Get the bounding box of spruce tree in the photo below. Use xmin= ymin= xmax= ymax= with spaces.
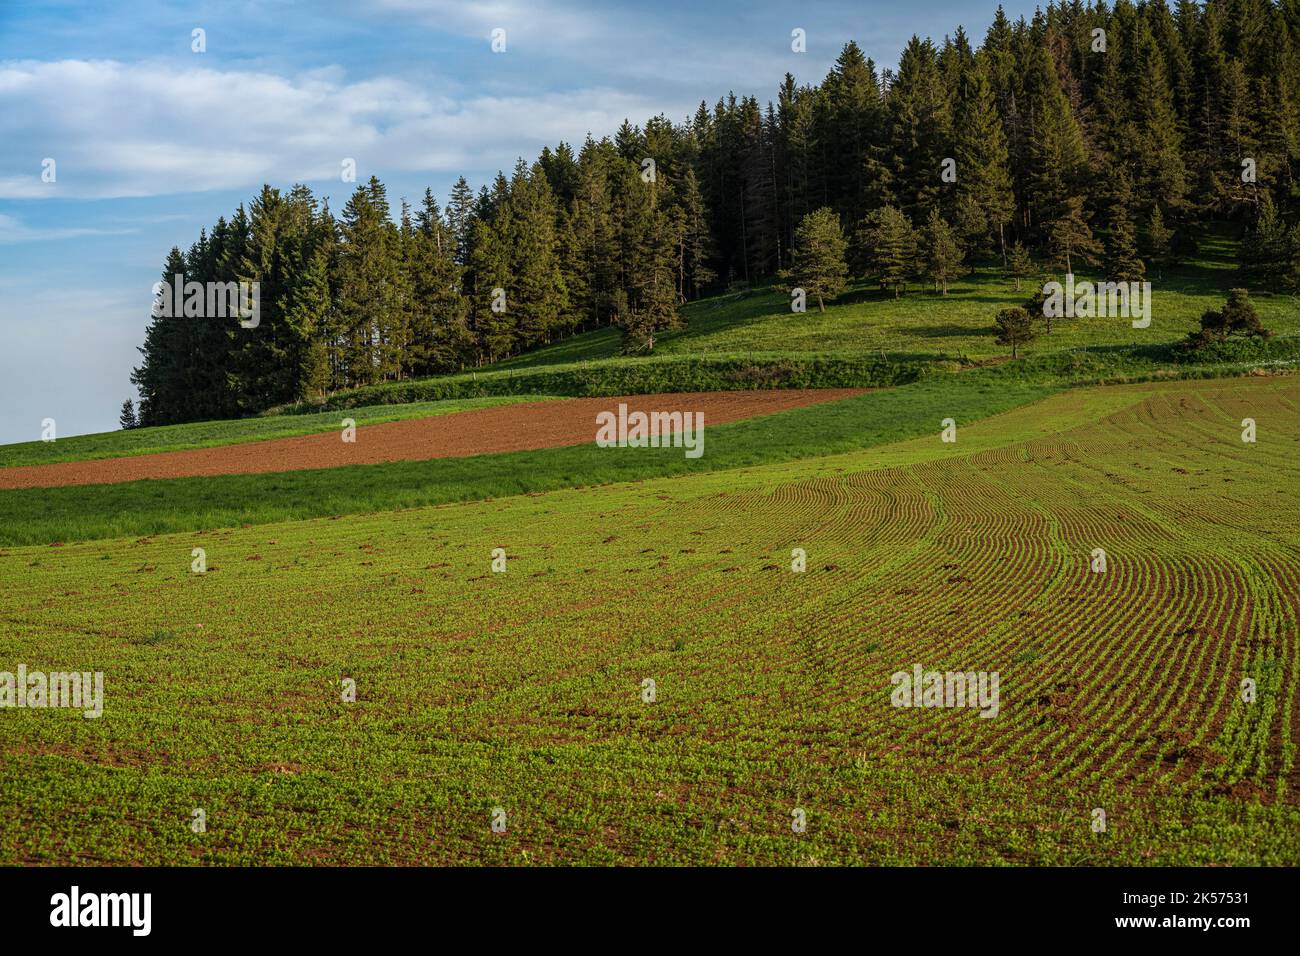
xmin=859 ymin=205 xmax=919 ymax=297
xmin=335 ymin=178 xmax=400 ymax=386
xmin=506 ymin=160 xmax=568 ymax=351
xmin=1048 ymin=197 xmax=1103 ymax=274
xmin=679 ymin=166 xmax=717 ymax=299
xmin=1240 ymin=193 xmax=1289 ymax=288
xmin=786 ymin=207 xmax=848 ymax=311
xmin=924 ymin=209 xmax=964 ymax=294
xmin=130 ymin=246 xmax=190 ymax=426
xmin=446 ymin=176 xmax=477 ymax=267
xmin=1006 ymin=240 xmax=1034 ymax=291
xmin=952 ymin=57 xmax=1015 ymax=260
xmin=1024 ymin=45 xmax=1089 ymax=229
xmin=1145 ymin=204 xmax=1174 ymax=273
xmin=118 ymin=399 xmax=138 ymax=430
xmin=1102 ymin=174 xmax=1146 ymax=283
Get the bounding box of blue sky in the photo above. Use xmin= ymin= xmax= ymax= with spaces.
xmin=0 ymin=0 xmax=1042 ymax=443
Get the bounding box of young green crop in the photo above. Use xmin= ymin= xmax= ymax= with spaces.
xmin=0 ymin=376 xmax=1295 ymax=865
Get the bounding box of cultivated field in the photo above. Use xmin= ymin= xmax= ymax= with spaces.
xmin=2 ymin=375 xmax=1295 ymax=865
xmin=0 ymin=389 xmax=863 ymax=490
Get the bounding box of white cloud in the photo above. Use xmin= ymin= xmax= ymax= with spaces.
xmin=0 ymin=58 xmax=679 ymax=199
xmin=0 ymin=212 xmax=135 ymax=243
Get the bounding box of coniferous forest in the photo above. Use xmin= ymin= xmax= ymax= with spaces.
xmin=132 ymin=0 xmax=1300 ymax=426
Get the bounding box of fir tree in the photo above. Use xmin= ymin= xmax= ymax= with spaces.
xmin=1145 ymin=204 xmax=1175 ymax=274
xmin=952 ymin=57 xmax=1015 ymax=260
xmin=1240 ymin=193 xmax=1289 ymax=288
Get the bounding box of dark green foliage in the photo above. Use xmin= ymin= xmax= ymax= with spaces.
xmin=993 ymin=306 xmax=1036 ymax=358
xmin=1102 ymin=175 xmax=1147 ymax=283
xmin=130 ymin=1 xmax=1300 ymax=422
xmin=1048 ymin=197 xmax=1104 ymax=274
xmin=924 ymin=210 xmax=964 ymax=294
xmin=118 ymin=399 xmax=137 ymax=430
xmin=1006 ymin=240 xmax=1035 ymax=291
xmin=1183 ymin=287 xmax=1273 ymax=349
xmin=858 ymin=205 xmax=919 ymax=297
xmin=785 ymin=207 xmax=849 ymax=311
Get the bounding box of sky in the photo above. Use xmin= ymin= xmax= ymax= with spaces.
xmin=0 ymin=0 xmax=1043 ymax=444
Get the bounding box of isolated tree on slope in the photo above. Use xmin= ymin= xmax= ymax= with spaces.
xmin=786 ymin=207 xmax=848 ymax=312
xmin=993 ymin=306 xmax=1036 ymax=359
xmin=119 ymin=399 xmax=138 ymax=430
xmin=1185 ymin=288 xmax=1272 ymax=349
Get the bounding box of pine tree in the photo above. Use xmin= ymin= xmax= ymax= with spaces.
xmin=505 ymin=160 xmax=568 ymax=351
xmin=569 ymin=139 xmax=619 ymax=331
xmin=1131 ymin=25 xmax=1188 ymax=216
xmin=619 ymin=167 xmax=682 ymax=352
xmin=884 ymin=36 xmax=952 ymax=223
xmin=446 ymin=176 xmax=476 ymax=267
xmin=118 ymin=398 xmax=138 ymax=430
xmin=786 ymin=207 xmax=849 ymax=311
xmin=820 ymin=42 xmax=886 ymax=228
xmin=1185 ymin=287 xmax=1271 ymax=348
xmin=130 ymin=246 xmax=190 ymax=427
xmin=407 ymin=188 xmax=471 ymax=374
xmin=330 ymin=179 xmax=399 ymax=385
xmin=678 ymin=165 xmax=717 ymax=299
xmin=994 ymin=306 xmax=1036 ymax=358
xmin=1024 ymin=44 xmax=1090 ymax=230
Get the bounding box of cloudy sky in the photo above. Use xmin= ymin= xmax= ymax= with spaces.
xmin=0 ymin=0 xmax=1040 ymax=443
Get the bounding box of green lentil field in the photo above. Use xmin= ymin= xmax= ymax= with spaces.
xmin=2 ymin=375 xmax=1296 ymax=865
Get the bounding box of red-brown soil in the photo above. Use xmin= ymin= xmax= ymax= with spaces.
xmin=2 ymin=389 xmax=868 ymax=490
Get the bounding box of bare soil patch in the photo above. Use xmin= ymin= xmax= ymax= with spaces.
xmin=2 ymin=389 xmax=867 ymax=489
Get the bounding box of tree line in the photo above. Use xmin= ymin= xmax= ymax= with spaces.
xmin=133 ymin=0 xmax=1300 ymax=426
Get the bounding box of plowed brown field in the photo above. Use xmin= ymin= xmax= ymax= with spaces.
xmin=0 ymin=389 xmax=867 ymax=489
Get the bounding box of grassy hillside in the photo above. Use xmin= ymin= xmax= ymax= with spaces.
xmin=3 ymin=375 xmax=1294 ymax=865
xmin=277 ymin=232 xmax=1299 ymax=413
xmin=499 ymin=232 xmax=1300 ymax=368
